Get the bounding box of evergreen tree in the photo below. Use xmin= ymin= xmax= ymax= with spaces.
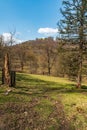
xmin=58 ymin=0 xmax=87 ymax=88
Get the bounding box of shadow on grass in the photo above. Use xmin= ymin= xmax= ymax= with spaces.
xmin=16 ymin=73 xmax=47 ymax=85
xmin=15 ymin=73 xmax=87 ymax=97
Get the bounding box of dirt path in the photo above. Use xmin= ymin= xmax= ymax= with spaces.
xmin=0 ymin=97 xmax=74 ymax=130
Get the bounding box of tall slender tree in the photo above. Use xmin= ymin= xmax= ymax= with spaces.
xmin=58 ymin=0 xmax=87 ymax=88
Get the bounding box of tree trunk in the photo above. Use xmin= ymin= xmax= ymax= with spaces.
xmin=77 ymin=63 xmax=82 ymax=88
xmin=77 ymin=44 xmax=83 ymax=88
xmin=47 ymin=59 xmax=51 ymax=75
xmin=48 ymin=66 xmax=51 ymax=76
xmin=10 ymin=71 xmax=16 ymax=87
xmin=21 ymin=61 xmax=24 ymax=71
xmin=4 ymin=53 xmax=11 ymax=87
xmin=47 ymin=51 xmax=51 ymax=76
xmin=2 ymin=68 xmax=5 ymax=84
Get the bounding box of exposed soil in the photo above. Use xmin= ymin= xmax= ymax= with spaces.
xmin=0 ymin=97 xmax=75 ymax=130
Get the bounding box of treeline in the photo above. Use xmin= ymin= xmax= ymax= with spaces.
xmin=0 ymin=37 xmax=87 ymax=81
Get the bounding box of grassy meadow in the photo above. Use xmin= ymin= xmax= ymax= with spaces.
xmin=0 ymin=72 xmax=87 ymax=130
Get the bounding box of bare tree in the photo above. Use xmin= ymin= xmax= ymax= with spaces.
xmin=43 ymin=37 xmax=58 ymax=75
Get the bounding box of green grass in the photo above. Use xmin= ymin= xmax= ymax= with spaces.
xmin=0 ymin=73 xmax=87 ymax=129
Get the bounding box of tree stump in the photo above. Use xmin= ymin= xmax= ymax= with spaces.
xmin=2 ymin=53 xmax=16 ymax=87
xmin=2 ymin=69 xmax=16 ymax=87
xmin=2 ymin=68 xmax=5 ymax=84
xmin=4 ymin=53 xmax=11 ymax=86
xmin=10 ymin=71 xmax=16 ymax=87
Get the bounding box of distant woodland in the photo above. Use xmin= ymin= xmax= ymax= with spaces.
xmin=0 ymin=37 xmax=87 ymax=82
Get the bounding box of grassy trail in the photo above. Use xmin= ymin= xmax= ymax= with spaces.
xmin=0 ymin=73 xmax=87 ymax=129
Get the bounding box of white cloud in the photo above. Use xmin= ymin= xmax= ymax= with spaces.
xmin=38 ymin=27 xmax=58 ymax=35
xmin=2 ymin=33 xmax=11 ymax=43
xmin=2 ymin=33 xmax=22 ymax=44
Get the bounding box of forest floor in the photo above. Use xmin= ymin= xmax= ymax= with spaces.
xmin=0 ymin=72 xmax=87 ymax=130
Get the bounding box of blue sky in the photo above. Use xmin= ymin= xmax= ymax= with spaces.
xmin=0 ymin=0 xmax=62 ymax=42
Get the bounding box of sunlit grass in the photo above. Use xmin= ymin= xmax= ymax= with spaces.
xmin=62 ymin=93 xmax=87 ymax=129
xmin=30 ymin=74 xmax=75 ymax=84
xmin=0 ymin=72 xmax=87 ymax=129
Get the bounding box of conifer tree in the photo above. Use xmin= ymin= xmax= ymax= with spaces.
xmin=58 ymin=0 xmax=87 ymax=88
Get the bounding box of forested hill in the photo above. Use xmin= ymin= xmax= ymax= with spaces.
xmin=0 ymin=37 xmax=87 ymax=81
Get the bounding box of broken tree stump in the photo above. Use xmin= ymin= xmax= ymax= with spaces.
xmin=4 ymin=53 xmax=11 ymax=87
xmin=2 ymin=68 xmax=5 ymax=85
xmin=2 ymin=53 xmax=16 ymax=87
xmin=2 ymin=69 xmax=16 ymax=87
xmin=10 ymin=71 xmax=16 ymax=87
